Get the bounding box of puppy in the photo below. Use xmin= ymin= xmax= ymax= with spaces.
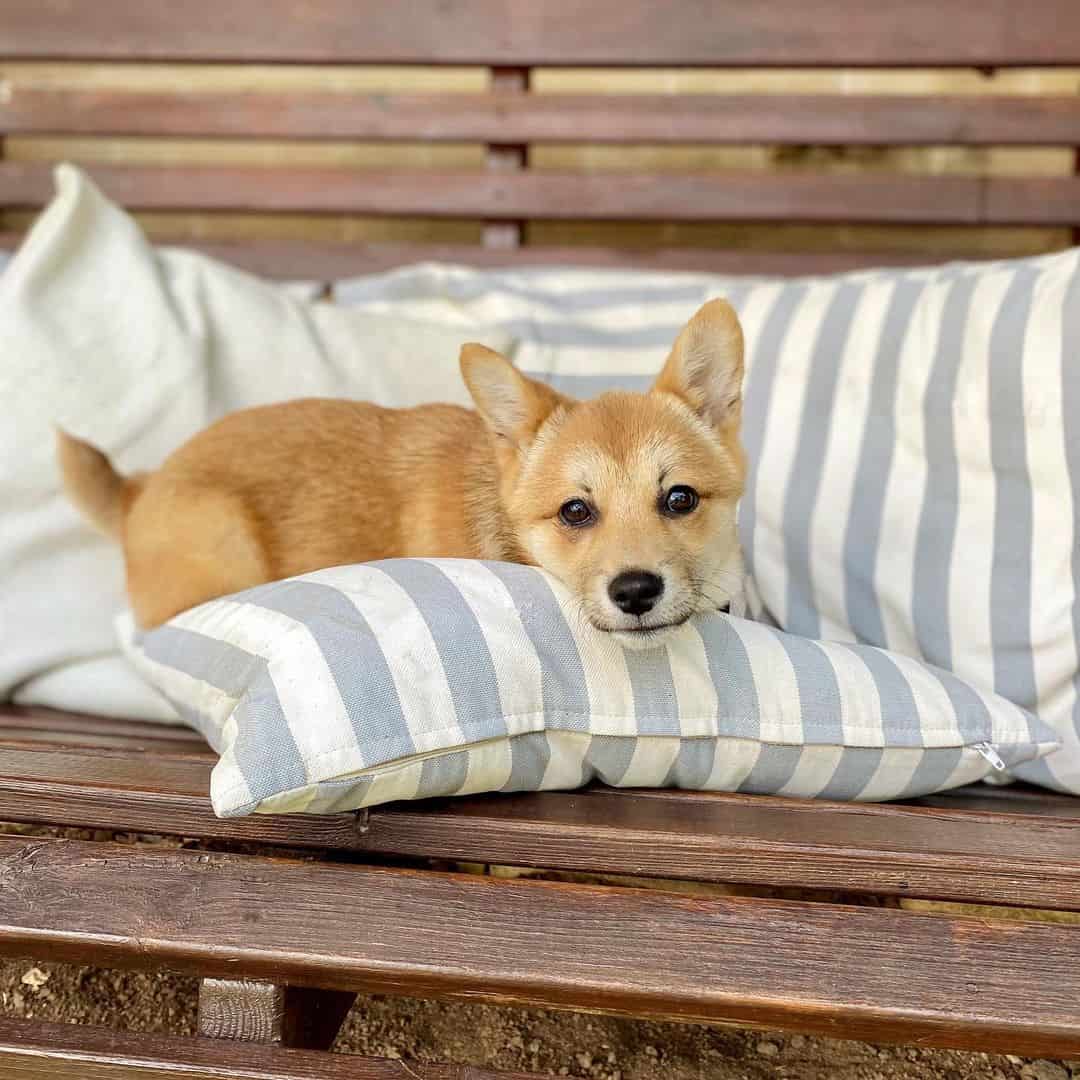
xmin=58 ymin=299 xmax=747 ymax=645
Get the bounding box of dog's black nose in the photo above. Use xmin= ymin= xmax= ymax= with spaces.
xmin=608 ymin=570 xmax=665 ymax=616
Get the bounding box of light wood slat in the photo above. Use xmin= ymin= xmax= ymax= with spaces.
xmin=4 ymin=90 xmax=1080 ymax=145
xmin=9 ymin=162 xmax=1080 ymax=225
xmin=0 ymin=834 xmax=1079 ymax=1056
xmin=0 ymin=1015 xmax=530 ymax=1079
xmin=5 ymin=0 xmax=1080 ymax=66
xmin=1 ymin=233 xmax=994 ymax=278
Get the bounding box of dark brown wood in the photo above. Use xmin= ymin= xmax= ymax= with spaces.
xmin=2 ymin=233 xmax=991 ymax=279
xmin=0 ymin=835 xmax=1078 ymax=1056
xmin=8 ymin=161 xmax=1080 ymax=225
xmin=6 ymin=89 xmax=1080 ymax=146
xmin=198 ymin=979 xmax=356 ymax=1050
xmin=5 ymin=0 xmax=1080 ymax=65
xmin=1 ymin=722 xmax=1080 ymax=909
xmin=0 ymin=1015 xmax=525 ymax=1079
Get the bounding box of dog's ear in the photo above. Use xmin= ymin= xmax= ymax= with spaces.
xmin=460 ymin=344 xmax=565 ymax=448
xmin=652 ymin=298 xmax=744 ymax=431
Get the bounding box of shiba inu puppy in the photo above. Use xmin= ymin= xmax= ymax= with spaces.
xmin=58 ymin=299 xmax=747 ymax=645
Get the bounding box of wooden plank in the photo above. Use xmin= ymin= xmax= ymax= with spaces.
xmin=0 ymin=835 xmax=1079 ymax=1055
xmin=0 ymin=736 xmax=1078 ymax=909
xmin=6 ymin=161 xmax=1080 ymax=225
xmin=1 ymin=233 xmax=987 ymax=279
xmin=0 ymin=161 xmax=990 ymax=222
xmin=6 ymin=89 xmax=1080 ymax=146
xmin=0 ymin=1015 xmax=525 ymax=1079
xmin=5 ymin=0 xmax=1080 ymax=66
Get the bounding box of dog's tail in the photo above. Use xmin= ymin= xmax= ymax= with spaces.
xmin=55 ymin=429 xmax=131 ymax=540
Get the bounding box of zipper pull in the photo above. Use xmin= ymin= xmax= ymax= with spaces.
xmin=973 ymin=741 xmax=1007 ymax=772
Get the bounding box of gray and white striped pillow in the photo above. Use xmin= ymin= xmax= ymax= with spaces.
xmin=337 ymin=253 xmax=1080 ymax=796
xmin=120 ymin=559 xmax=1055 ymax=817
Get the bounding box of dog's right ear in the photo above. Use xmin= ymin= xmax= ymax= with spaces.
xmin=460 ymin=344 xmax=565 ymax=449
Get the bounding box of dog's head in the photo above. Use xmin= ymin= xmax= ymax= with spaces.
xmin=461 ymin=299 xmax=746 ymax=646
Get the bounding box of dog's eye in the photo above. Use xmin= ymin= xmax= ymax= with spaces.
xmin=662 ymin=485 xmax=699 ymax=516
xmin=558 ymin=498 xmax=594 ymax=528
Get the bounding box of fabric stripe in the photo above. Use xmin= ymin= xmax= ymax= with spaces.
xmin=837 ymin=644 xmax=924 ymax=747
xmin=485 ymin=561 xmax=591 ymax=729
xmin=585 ymin=735 xmax=636 ymax=786
xmin=527 ymin=371 xmax=651 ymax=397
xmin=816 ymin=747 xmax=885 ymax=801
xmin=695 ymin=617 xmax=761 ymax=738
xmin=911 ymin=273 xmax=980 ymax=671
xmin=782 ymin=282 xmax=863 ymax=638
xmin=417 ymin=750 xmax=470 ymax=800
xmin=988 ymin=267 xmax=1040 ymax=709
xmin=502 ymin=731 xmax=554 ymax=792
xmin=738 ymin=744 xmax=804 ymax=794
xmin=842 ymin=276 xmax=925 ymax=647
xmin=376 ymin=560 xmax=506 ymax=742
xmin=773 ymin=635 xmax=844 ymax=744
xmin=896 ymin=747 xmax=964 ymax=800
xmin=662 ymin=738 xmax=716 ymax=789
xmin=140 ymin=624 xmax=306 ymax=801
xmin=248 ymin=579 xmax=415 ymax=762
xmin=624 ymin=646 xmax=680 ymax=736
xmin=736 ymin=283 xmax=807 ymax=615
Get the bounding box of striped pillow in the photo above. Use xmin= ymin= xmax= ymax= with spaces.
xmin=337 ymin=253 xmax=1080 ymax=796
xmin=119 ymin=559 xmax=1055 ymax=818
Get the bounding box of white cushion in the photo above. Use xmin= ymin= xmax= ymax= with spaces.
xmin=0 ymin=167 xmax=514 ymax=719
xmin=121 ymin=558 xmax=1056 ymax=817
xmin=336 ymin=257 xmax=1080 ymax=796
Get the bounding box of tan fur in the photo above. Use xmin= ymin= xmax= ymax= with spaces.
xmin=58 ymin=299 xmax=748 ymax=637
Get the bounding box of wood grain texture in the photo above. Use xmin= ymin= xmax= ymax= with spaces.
xmin=0 ymin=1015 xmax=526 ymax=1079
xmin=6 ymin=89 xmax=1080 ymax=146
xmin=199 ymin=979 xmax=286 ymax=1042
xmin=198 ymin=979 xmax=355 ymax=1049
xmin=5 ymin=0 xmax=1080 ymax=65
xmin=6 ymin=161 xmax=1080 ymax=224
xmin=0 ymin=835 xmax=1078 ymax=1055
xmin=0 ymin=710 xmax=1079 ymax=908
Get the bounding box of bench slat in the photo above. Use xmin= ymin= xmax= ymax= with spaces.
xmin=0 ymin=835 xmax=1077 ymax=1056
xmin=6 ymin=162 xmax=1080 ymax=225
xmin=5 ymin=0 xmax=1080 ymax=66
xmin=0 ymin=1015 xmax=525 ymax=1079
xmin=6 ymin=90 xmax=1080 ymax=146
xmin=0 ymin=733 xmax=1079 ymax=909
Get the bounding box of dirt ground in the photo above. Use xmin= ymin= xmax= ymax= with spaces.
xmin=2 ymin=957 xmax=1075 ymax=1080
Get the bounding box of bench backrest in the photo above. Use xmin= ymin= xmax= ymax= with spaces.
xmin=4 ymin=1 xmax=1080 ymax=273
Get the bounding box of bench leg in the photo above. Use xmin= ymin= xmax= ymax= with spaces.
xmin=198 ymin=978 xmax=356 ymax=1050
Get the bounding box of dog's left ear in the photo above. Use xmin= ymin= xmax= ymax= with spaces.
xmin=460 ymin=343 xmax=566 ymax=449
xmin=652 ymin=298 xmax=744 ymax=431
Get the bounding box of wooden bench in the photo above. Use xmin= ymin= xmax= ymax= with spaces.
xmin=3 ymin=1 xmax=1080 ymax=1074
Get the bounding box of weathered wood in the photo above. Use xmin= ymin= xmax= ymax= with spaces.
xmin=199 ymin=979 xmax=287 ymax=1043
xmin=7 ymin=161 xmax=1080 ymax=225
xmin=2 ymin=233 xmax=989 ymax=279
xmin=5 ymin=0 xmax=1080 ymax=65
xmin=0 ymin=835 xmax=1078 ymax=1056
xmin=0 ymin=713 xmax=1079 ymax=909
xmin=5 ymin=89 xmax=1080 ymax=146
xmin=0 ymin=1015 xmax=524 ymax=1079
xmin=198 ymin=979 xmax=356 ymax=1050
